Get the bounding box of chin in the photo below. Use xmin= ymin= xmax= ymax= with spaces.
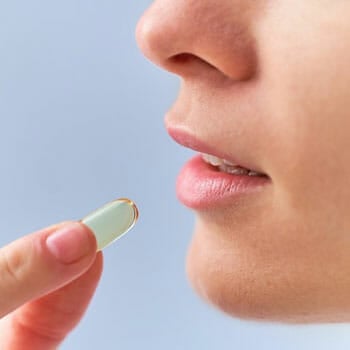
xmin=185 ymin=218 xmax=350 ymax=324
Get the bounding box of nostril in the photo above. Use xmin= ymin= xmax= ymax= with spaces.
xmin=170 ymin=53 xmax=199 ymax=65
xmin=170 ymin=53 xmax=214 ymax=69
xmin=167 ymin=53 xmax=232 ymax=80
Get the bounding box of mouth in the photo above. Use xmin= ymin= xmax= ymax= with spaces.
xmin=167 ymin=126 xmax=271 ymax=210
xmin=201 ymin=153 xmax=266 ymax=177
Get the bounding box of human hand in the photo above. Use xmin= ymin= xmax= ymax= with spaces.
xmin=0 ymin=221 xmax=102 ymax=349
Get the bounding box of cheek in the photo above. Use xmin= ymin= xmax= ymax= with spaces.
xmin=256 ymin=1 xmax=350 ymax=238
xmin=257 ymin=0 xmax=350 ymax=171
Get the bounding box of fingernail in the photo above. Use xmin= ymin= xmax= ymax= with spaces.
xmin=80 ymin=198 xmax=138 ymax=251
xmin=46 ymin=222 xmax=93 ymax=264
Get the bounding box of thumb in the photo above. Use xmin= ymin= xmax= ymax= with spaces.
xmin=0 ymin=221 xmax=97 ymax=318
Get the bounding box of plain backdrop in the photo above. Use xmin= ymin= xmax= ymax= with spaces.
xmin=1 ymin=1 xmax=350 ymax=349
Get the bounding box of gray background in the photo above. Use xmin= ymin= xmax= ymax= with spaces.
xmin=0 ymin=1 xmax=350 ymax=349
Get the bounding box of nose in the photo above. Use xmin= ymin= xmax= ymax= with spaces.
xmin=136 ymin=0 xmax=258 ymax=81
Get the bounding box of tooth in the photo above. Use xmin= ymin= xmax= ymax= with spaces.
xmin=219 ymin=164 xmax=249 ymax=175
xmin=248 ymin=171 xmax=261 ymax=176
xmin=202 ymin=153 xmax=223 ymax=166
xmin=223 ymin=159 xmax=238 ymax=166
xmin=203 ymin=153 xmax=264 ymax=176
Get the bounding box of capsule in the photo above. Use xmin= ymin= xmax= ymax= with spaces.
xmin=80 ymin=198 xmax=138 ymax=251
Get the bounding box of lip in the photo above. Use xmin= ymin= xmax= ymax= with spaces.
xmin=167 ymin=126 xmax=265 ymax=174
xmin=167 ymin=126 xmax=270 ymax=210
xmin=176 ymin=154 xmax=269 ymax=209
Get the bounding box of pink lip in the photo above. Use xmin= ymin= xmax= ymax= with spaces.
xmin=167 ymin=126 xmax=264 ymax=173
xmin=176 ymin=155 xmax=269 ymax=209
xmin=167 ymin=126 xmax=270 ymax=210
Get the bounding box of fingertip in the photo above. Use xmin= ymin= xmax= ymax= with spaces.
xmin=46 ymin=222 xmax=97 ymax=265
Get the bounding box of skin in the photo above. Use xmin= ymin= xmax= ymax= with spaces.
xmin=136 ymin=0 xmax=350 ymax=323
xmin=1 ymin=2 xmax=348 ymax=346
xmin=0 ymin=221 xmax=102 ymax=349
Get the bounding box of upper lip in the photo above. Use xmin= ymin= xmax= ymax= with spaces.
xmin=166 ymin=124 xmax=267 ymax=175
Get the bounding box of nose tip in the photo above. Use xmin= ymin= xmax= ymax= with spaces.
xmin=136 ymin=1 xmax=257 ymax=81
xmin=136 ymin=5 xmax=182 ymax=72
xmin=135 ymin=10 xmax=164 ymax=67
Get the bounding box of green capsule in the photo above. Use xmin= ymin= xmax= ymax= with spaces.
xmin=80 ymin=198 xmax=138 ymax=251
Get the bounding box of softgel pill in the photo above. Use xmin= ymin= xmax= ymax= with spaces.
xmin=80 ymin=198 xmax=138 ymax=251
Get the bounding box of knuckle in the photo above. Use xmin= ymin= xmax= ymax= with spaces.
xmin=0 ymin=248 xmax=27 ymax=284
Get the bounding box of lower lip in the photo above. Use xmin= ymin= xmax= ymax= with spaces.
xmin=176 ymin=155 xmax=270 ymax=210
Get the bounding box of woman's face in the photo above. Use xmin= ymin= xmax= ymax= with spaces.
xmin=136 ymin=0 xmax=350 ymax=323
